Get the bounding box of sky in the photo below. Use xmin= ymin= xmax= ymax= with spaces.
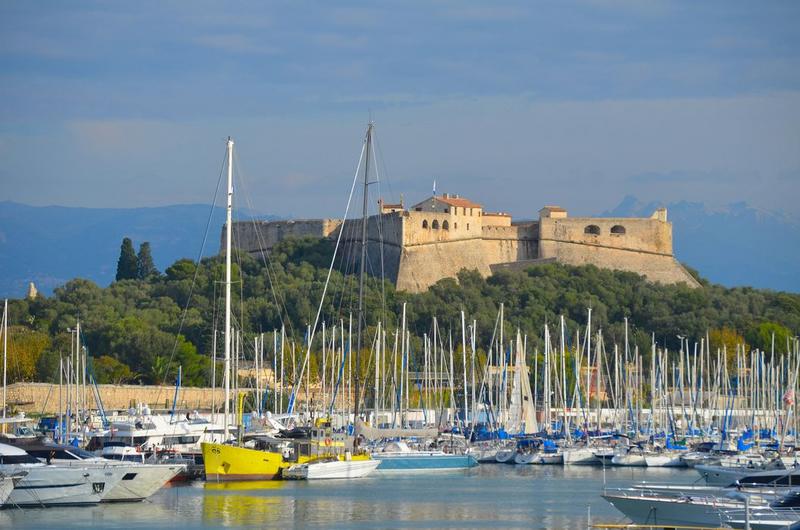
xmin=1 ymin=1 xmax=799 ymax=219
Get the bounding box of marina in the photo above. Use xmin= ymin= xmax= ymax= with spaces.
xmin=1 ymin=3 xmax=798 ymax=528
xmin=0 ymin=465 xmax=699 ymax=529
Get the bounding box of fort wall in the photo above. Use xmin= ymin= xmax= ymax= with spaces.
xmin=225 ymin=196 xmax=699 ymax=292
xmin=538 ymin=216 xmax=672 ymax=256
xmin=226 ymin=219 xmax=343 ymax=253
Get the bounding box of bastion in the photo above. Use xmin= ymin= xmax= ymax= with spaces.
xmin=224 ymin=194 xmax=700 ymax=292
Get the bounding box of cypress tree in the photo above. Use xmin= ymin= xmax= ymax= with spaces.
xmin=115 ymin=237 xmax=138 ymax=281
xmin=136 ymin=242 xmax=158 ymax=279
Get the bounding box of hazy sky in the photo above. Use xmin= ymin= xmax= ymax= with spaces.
xmin=1 ymin=1 xmax=798 ymax=219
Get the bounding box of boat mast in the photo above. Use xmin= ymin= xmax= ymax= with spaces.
xmin=354 ymin=122 xmax=373 ymax=421
xmin=2 ymin=299 xmax=6 ymax=432
xmin=223 ymin=136 xmax=234 ymax=439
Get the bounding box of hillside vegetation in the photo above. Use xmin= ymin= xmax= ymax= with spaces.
xmin=4 ymin=237 xmax=798 ymax=387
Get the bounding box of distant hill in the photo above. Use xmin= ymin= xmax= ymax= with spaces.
xmin=603 ymin=196 xmax=800 ymax=293
xmin=0 ymin=201 xmax=277 ymax=298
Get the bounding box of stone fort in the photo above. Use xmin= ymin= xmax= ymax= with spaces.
xmin=226 ymin=193 xmax=700 ymax=292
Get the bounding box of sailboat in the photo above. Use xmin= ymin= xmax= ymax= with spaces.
xmin=200 ymin=137 xmax=309 ymax=481
xmin=201 ymin=134 xmax=374 ymax=481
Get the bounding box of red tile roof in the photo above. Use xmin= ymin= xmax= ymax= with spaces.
xmin=435 ymin=195 xmax=482 ymax=208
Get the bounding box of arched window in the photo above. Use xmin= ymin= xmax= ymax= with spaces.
xmin=442 ymin=220 xmax=449 ymax=230
xmin=432 ymin=220 xmax=440 ymax=229
xmin=454 ymin=222 xmax=458 ymax=229
xmin=584 ymin=225 xmax=600 ymax=235
xmin=611 ymin=225 xmax=626 ymax=235
xmin=422 ymin=220 xmax=428 ymax=229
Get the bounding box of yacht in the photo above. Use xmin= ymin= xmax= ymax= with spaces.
xmin=602 ymin=486 xmax=757 ymax=527
xmin=86 ymin=410 xmax=225 ymax=455
xmin=15 ymin=441 xmax=185 ymax=502
xmin=0 ymin=443 xmax=125 ymax=506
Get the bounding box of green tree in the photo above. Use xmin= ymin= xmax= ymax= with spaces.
xmin=747 ymin=321 xmax=794 ymax=354
xmin=92 ymin=355 xmax=136 ymax=384
xmin=115 ymin=237 xmax=138 ymax=281
xmin=136 ymin=242 xmax=158 ymax=279
xmin=6 ymin=326 xmax=51 ymax=382
xmin=709 ymin=327 xmax=747 ymax=367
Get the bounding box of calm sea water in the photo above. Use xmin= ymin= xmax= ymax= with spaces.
xmin=2 ymin=466 xmax=698 ymax=529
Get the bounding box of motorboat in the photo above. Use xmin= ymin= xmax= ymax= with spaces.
xmin=15 ymin=441 xmax=185 ymax=502
xmin=86 ymin=409 xmax=225 ymax=455
xmin=697 ymin=457 xmax=787 ymax=486
xmin=372 ymin=441 xmax=479 ymax=472
xmin=0 ymin=443 xmax=125 ymax=506
xmin=283 ymin=455 xmax=380 ymax=480
xmin=603 ymin=486 xmax=758 ymax=527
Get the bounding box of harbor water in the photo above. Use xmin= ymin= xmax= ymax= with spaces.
xmin=2 ymin=465 xmax=698 ymax=529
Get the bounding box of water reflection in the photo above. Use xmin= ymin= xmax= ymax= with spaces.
xmin=203 ymin=481 xmax=287 ymax=527
xmin=2 ymin=465 xmax=698 ymax=529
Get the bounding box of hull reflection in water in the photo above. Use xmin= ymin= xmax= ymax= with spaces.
xmin=202 ymin=483 xmax=285 ymax=527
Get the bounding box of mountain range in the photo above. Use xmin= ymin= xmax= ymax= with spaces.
xmin=0 ymin=201 xmax=275 ymax=298
xmin=0 ymin=198 xmax=797 ymax=298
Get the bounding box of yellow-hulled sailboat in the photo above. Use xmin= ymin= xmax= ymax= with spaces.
xmin=202 ymin=420 xmax=369 ymax=481
xmin=201 ymin=138 xmax=370 ymax=481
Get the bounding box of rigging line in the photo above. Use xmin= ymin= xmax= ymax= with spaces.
xmin=287 ymin=140 xmax=367 ymax=414
xmin=156 ymin=147 xmax=227 ymax=407
xmin=231 ymin=150 xmax=295 ymax=339
xmin=369 ymin=130 xmax=387 ymax=328
xmin=373 ymin=133 xmax=398 ymax=206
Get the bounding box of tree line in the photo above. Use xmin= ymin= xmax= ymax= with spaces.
xmin=3 ymin=236 xmax=798 ymax=388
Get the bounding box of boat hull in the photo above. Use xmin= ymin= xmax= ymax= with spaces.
xmin=5 ymin=466 xmax=124 ymax=507
xmin=201 ymin=443 xmax=288 ymax=482
xmin=563 ymin=447 xmax=599 ymax=465
xmin=611 ymin=454 xmax=647 ymax=467
xmin=645 ymin=454 xmax=686 ymax=468
xmin=373 ymin=454 xmax=479 ymax=472
xmin=603 ymin=493 xmax=734 ymax=527
xmin=284 ymin=459 xmax=380 ymax=480
xmin=102 ymin=464 xmax=186 ymax=501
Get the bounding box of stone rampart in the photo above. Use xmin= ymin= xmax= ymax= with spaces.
xmin=226 ymin=219 xmax=343 ymax=253
xmin=225 ymin=198 xmax=699 ymax=292
xmin=538 ymin=216 xmax=671 ymax=255
xmin=395 ymin=238 xmax=491 ymax=292
xmin=537 ymin=239 xmax=699 ymax=286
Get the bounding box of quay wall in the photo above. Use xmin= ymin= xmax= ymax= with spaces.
xmin=6 ymin=382 xmax=329 ymax=416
